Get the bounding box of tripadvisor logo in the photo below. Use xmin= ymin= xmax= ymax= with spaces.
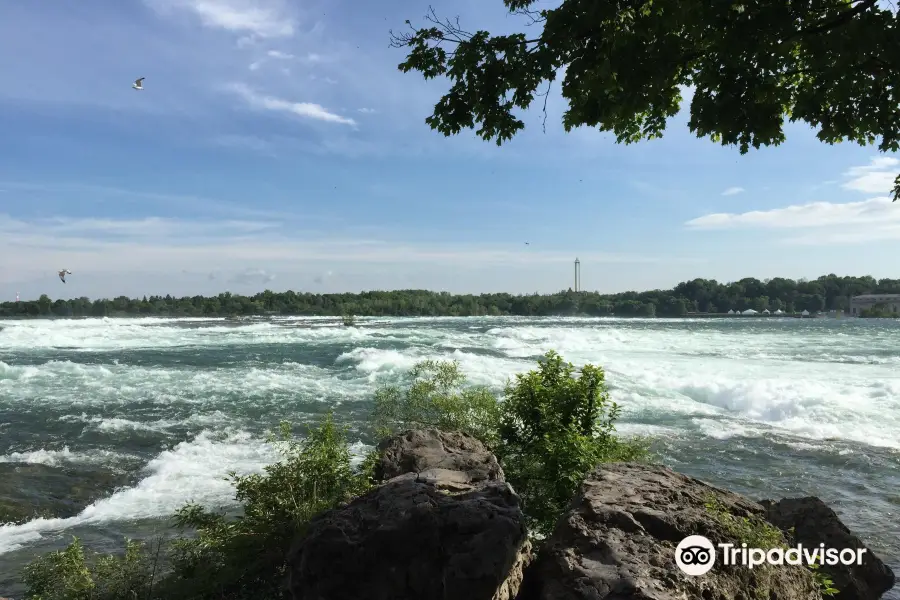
xmin=674 ymin=535 xmax=867 ymax=576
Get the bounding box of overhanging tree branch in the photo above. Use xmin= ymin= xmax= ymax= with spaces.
xmin=799 ymin=0 xmax=879 ymax=35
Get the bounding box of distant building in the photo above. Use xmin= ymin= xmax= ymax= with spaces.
xmin=850 ymin=294 xmax=900 ymax=316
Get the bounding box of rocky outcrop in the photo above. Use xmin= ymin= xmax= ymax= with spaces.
xmin=373 ymin=428 xmax=505 ymax=486
xmin=286 ymin=432 xmax=894 ymax=600
xmin=516 ymin=462 xmax=895 ymax=600
xmin=287 ymin=429 xmax=531 ymax=600
xmin=761 ymin=497 xmax=896 ymax=600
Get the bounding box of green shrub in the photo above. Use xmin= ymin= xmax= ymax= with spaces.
xmin=22 ymin=414 xmax=371 ymax=600
xmin=158 ymin=414 xmax=372 ymax=599
xmin=496 ymin=351 xmax=650 ymax=537
xmin=371 ymin=359 xmax=501 ymax=447
xmin=22 ymin=537 xmax=159 ymax=600
xmin=371 ymin=351 xmax=648 ymax=538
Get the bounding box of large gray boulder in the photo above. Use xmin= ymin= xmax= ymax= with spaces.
xmin=517 ymin=463 xmax=894 ymax=600
xmin=373 ymin=428 xmax=505 ymax=487
xmin=287 ymin=429 xmax=531 ymax=600
xmin=761 ymin=497 xmax=895 ymax=600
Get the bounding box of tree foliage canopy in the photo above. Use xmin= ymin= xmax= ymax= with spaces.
xmin=390 ymin=0 xmax=900 ymax=200
xmin=4 ymin=274 xmax=899 ymax=319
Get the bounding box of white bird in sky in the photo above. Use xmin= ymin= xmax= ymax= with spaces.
xmin=132 ymin=77 xmax=145 ymax=90
xmin=58 ymin=269 xmax=71 ymax=284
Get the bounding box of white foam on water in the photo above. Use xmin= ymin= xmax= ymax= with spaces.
xmin=0 ymin=430 xmax=371 ymax=554
xmin=0 ymin=446 xmax=131 ymax=467
xmin=0 ymin=318 xmax=375 ymax=351
xmin=58 ymin=411 xmax=235 ymax=433
xmin=335 ymin=346 xmax=529 ymax=387
xmin=0 ymin=359 xmax=373 ymax=411
xmin=0 ymin=424 xmax=376 ymax=554
xmin=0 ymin=447 xmax=76 ymax=466
xmin=2 ymin=315 xmax=900 ymax=559
xmin=478 ymin=322 xmax=900 ymax=449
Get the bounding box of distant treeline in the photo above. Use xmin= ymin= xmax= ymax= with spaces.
xmin=1 ymin=274 xmax=898 ymax=319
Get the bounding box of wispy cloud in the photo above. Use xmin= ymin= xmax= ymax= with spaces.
xmin=144 ymin=0 xmax=295 ymax=38
xmin=230 ymin=267 xmax=275 ymax=285
xmin=0 ymin=180 xmax=292 ymax=220
xmin=721 ymin=186 xmax=745 ymax=196
xmin=686 ymin=197 xmax=897 ymax=230
xmin=841 ymin=156 xmax=899 ymax=194
xmin=249 ymin=49 xmax=298 ymax=70
xmin=0 ymin=214 xmax=690 ymax=285
xmin=225 ymin=83 xmax=356 ymax=125
xmin=685 ymin=195 xmax=900 ymax=245
xmin=357 ymin=108 xmax=376 ymax=114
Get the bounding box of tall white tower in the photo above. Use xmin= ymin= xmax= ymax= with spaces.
xmin=574 ymin=258 xmax=581 ymax=292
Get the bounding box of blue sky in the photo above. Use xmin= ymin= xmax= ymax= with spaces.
xmin=0 ymin=0 xmax=897 ymax=300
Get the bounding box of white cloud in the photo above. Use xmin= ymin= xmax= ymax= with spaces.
xmin=266 ymin=50 xmax=293 ymax=59
xmin=230 ymin=267 xmax=275 ymax=285
xmin=685 ymin=197 xmax=898 ymax=230
xmin=145 ymin=0 xmax=295 ymax=38
xmin=786 ymin=224 xmax=900 ymax=245
xmin=841 ymin=156 xmax=900 ymax=194
xmin=225 ymin=83 xmax=356 ymax=125
xmin=685 ymin=195 xmax=900 ymax=245
xmin=0 ymin=214 xmax=687 ymax=287
xmin=1 ymin=215 xmax=277 ymax=239
xmin=721 ymin=186 xmax=745 ymax=196
xmin=357 ymin=108 xmax=376 ymax=114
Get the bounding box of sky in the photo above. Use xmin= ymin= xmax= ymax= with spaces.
xmin=0 ymin=0 xmax=898 ymax=301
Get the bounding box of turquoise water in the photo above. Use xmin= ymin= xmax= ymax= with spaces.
xmin=0 ymin=316 xmax=898 ymax=596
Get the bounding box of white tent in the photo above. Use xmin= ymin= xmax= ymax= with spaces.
xmin=741 ymin=309 xmax=758 ymax=315
xmin=774 ymin=309 xmax=784 ymax=315
xmin=801 ymin=309 xmax=810 ymax=317
xmin=762 ymin=309 xmax=770 ymax=314
xmin=727 ymin=309 xmax=735 ymax=314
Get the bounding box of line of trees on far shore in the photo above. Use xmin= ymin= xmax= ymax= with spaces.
xmin=1 ymin=274 xmax=898 ymax=319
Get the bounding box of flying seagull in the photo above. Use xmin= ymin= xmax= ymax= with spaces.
xmin=132 ymin=77 xmax=145 ymax=90
xmin=58 ymin=269 xmax=71 ymax=284
xmin=524 ymin=242 xmax=530 ymax=245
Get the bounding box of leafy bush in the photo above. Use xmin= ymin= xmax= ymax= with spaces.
xmin=371 ymin=359 xmax=502 ymax=447
xmin=21 ymin=414 xmax=372 ymax=600
xmin=22 ymin=537 xmax=160 ymax=600
xmin=496 ymin=351 xmax=650 ymax=536
xmin=372 ymin=351 xmax=648 ymax=537
xmin=158 ymin=414 xmax=372 ymax=599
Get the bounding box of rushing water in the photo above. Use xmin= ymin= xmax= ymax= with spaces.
xmin=1 ymin=316 xmax=898 ymax=596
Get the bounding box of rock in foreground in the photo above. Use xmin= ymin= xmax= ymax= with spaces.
xmin=761 ymin=497 xmax=896 ymax=600
xmin=287 ymin=429 xmax=531 ymax=600
xmin=517 ymin=463 xmax=894 ymax=600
